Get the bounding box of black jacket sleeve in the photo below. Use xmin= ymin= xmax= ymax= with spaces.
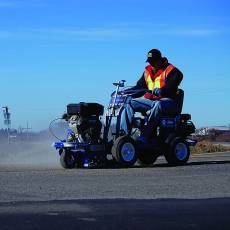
xmin=124 ymin=73 xmax=147 ymax=91
xmin=120 ymin=73 xmax=148 ymax=97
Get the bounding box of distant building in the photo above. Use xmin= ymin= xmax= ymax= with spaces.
xmin=195 ymin=126 xmax=230 ymax=136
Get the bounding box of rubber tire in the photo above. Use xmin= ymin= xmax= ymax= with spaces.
xmin=60 ymin=149 xmax=76 ymax=169
xmin=111 ymin=136 xmax=137 ymax=167
xmin=164 ymin=138 xmax=190 ymax=166
xmin=138 ymin=150 xmax=158 ymax=166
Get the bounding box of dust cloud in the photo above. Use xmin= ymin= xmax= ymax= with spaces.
xmin=0 ymin=140 xmax=60 ymax=168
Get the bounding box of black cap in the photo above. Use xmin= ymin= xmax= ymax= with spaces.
xmin=146 ymin=49 xmax=162 ymax=63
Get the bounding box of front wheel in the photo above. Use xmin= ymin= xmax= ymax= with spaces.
xmin=164 ymin=138 xmax=190 ymax=166
xmin=60 ymin=149 xmax=77 ymax=169
xmin=111 ymin=136 xmax=137 ymax=167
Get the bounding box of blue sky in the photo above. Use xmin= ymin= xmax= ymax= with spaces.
xmin=0 ymin=0 xmax=230 ymax=131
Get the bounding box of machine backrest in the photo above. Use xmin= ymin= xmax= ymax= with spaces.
xmin=160 ymin=89 xmax=184 ymax=116
xmin=175 ymin=89 xmax=184 ymax=114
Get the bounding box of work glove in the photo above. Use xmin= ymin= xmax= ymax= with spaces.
xmin=152 ymin=88 xmax=161 ymax=96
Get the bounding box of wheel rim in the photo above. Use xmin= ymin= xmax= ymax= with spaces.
xmin=121 ymin=142 xmax=135 ymax=162
xmin=175 ymin=143 xmax=188 ymax=161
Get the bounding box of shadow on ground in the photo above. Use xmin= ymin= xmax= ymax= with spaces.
xmin=0 ymin=198 xmax=230 ymax=230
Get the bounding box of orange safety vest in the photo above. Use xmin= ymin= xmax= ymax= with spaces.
xmin=144 ymin=64 xmax=175 ymax=99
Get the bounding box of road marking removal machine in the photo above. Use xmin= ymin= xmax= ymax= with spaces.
xmin=51 ymin=80 xmax=197 ymax=169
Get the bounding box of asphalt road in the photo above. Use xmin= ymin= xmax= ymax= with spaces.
xmin=0 ymin=152 xmax=230 ymax=229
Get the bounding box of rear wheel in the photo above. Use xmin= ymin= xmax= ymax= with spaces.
xmin=164 ymin=138 xmax=190 ymax=166
xmin=111 ymin=136 xmax=137 ymax=167
xmin=60 ymin=149 xmax=77 ymax=169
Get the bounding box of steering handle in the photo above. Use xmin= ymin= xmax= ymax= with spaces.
xmin=113 ymin=80 xmax=126 ymax=87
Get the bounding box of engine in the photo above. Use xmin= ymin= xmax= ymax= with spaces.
xmin=66 ymin=102 xmax=104 ymax=143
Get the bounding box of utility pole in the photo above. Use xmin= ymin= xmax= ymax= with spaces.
xmin=19 ymin=122 xmax=32 ymax=141
xmin=2 ymin=106 xmax=11 ymax=144
xmin=26 ymin=122 xmax=32 ymax=141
